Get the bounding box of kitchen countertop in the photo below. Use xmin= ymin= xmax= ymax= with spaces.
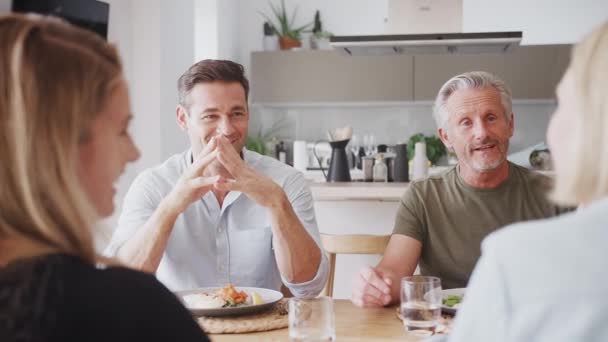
xmin=309 ymin=181 xmax=408 ymax=201
xmin=303 ymin=167 xmax=452 ymax=201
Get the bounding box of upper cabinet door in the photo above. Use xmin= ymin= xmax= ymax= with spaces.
xmin=413 ymin=45 xmax=571 ymax=101
xmin=251 ymin=51 xmax=414 ymax=104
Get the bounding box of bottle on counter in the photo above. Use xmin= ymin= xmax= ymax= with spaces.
xmin=373 ymin=153 xmax=388 ymax=182
xmin=263 ymin=22 xmax=278 ymax=51
xmin=362 ymin=156 xmax=374 ymax=182
xmin=357 ymin=146 xmax=366 ymax=170
xmin=412 ymin=142 xmax=429 ymax=181
xmin=276 ymin=140 xmax=287 ymax=163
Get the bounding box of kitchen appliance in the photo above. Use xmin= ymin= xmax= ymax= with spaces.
xmin=393 ymin=143 xmax=410 ymax=182
xmin=385 ymin=156 xmax=395 ymax=182
xmin=314 ymin=139 xmax=352 ymax=182
xmin=293 ymin=140 xmax=308 ymax=172
xmin=330 ymin=0 xmax=522 ymax=56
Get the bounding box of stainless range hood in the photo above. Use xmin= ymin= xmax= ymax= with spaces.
xmin=330 ymin=31 xmax=523 ymax=56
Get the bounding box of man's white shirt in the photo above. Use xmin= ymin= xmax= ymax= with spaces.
xmin=105 ymin=149 xmax=328 ymax=297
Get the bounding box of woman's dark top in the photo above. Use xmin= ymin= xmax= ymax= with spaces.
xmin=0 ymin=253 xmax=211 ymax=342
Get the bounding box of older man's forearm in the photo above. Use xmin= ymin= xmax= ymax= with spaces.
xmin=269 ymin=192 xmax=322 ymax=283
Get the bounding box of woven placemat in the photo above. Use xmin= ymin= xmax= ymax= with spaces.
xmin=198 ymin=299 xmax=289 ymax=334
xmin=395 ymin=307 xmax=454 ymax=335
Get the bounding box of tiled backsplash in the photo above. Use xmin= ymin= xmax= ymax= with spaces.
xmin=249 ymin=101 xmax=556 ymax=161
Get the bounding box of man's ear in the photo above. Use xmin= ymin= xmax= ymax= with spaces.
xmin=508 ymin=112 xmax=515 ymax=138
xmin=176 ymin=105 xmax=188 ymax=131
xmin=438 ymin=127 xmax=452 ymax=150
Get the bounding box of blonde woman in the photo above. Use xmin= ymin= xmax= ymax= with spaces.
xmin=0 ymin=14 xmax=209 ymax=341
xmin=436 ymin=20 xmax=608 ymax=342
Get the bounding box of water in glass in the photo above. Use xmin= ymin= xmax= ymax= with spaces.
xmin=401 ymin=300 xmax=441 ymax=332
xmin=400 ymin=276 xmax=442 ymax=334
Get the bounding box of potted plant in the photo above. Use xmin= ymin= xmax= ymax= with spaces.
xmin=261 ymin=0 xmax=312 ymax=50
xmin=311 ymin=10 xmax=333 ymax=50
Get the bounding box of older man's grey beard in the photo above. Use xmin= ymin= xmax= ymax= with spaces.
xmin=469 ymin=139 xmax=510 ymax=172
xmin=470 ymin=156 xmax=505 ymax=172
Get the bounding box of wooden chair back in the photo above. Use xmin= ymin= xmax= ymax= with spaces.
xmin=319 ymin=234 xmax=391 ymax=297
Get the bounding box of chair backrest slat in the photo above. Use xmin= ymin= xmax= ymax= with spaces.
xmin=319 ymin=234 xmax=391 ymax=297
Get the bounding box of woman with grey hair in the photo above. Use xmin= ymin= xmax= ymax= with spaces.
xmin=440 ymin=20 xmax=608 ymax=342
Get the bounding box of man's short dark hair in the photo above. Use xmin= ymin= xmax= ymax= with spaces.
xmin=177 ymin=59 xmax=249 ymax=108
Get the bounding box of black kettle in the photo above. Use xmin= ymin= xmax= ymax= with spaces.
xmin=313 ymin=139 xmax=352 ymax=182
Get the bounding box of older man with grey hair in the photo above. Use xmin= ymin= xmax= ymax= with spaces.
xmin=351 ymin=71 xmax=567 ymax=308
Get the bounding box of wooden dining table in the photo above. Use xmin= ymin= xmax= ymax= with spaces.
xmin=209 ymin=299 xmax=443 ymax=342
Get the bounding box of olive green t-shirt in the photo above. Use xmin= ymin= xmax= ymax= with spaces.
xmin=393 ymin=162 xmax=566 ymax=289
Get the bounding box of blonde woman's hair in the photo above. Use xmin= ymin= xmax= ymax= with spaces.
xmin=0 ymin=14 xmax=123 ymax=264
xmin=551 ymin=20 xmax=608 ymax=206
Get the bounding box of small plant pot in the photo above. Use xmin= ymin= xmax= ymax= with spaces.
xmin=279 ymin=36 xmax=302 ymax=50
xmin=311 ymin=36 xmax=331 ymax=50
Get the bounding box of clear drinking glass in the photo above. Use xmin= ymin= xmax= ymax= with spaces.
xmin=289 ymin=296 xmax=336 ymax=341
xmin=350 ymin=135 xmax=359 ymax=156
xmin=364 ymin=134 xmax=376 ymax=156
xmin=400 ymin=276 xmax=442 ymax=334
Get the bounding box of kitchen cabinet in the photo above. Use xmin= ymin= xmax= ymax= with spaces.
xmin=251 ymin=51 xmax=414 ymax=103
xmin=250 ymin=45 xmax=570 ymax=104
xmin=413 ymin=45 xmax=571 ymax=100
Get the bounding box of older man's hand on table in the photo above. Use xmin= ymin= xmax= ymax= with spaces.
xmin=351 ymin=266 xmax=396 ymax=308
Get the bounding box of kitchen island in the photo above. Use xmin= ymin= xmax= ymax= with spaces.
xmin=308 ymin=180 xmax=409 ymax=299
xmin=310 ymin=181 xmax=408 ymax=201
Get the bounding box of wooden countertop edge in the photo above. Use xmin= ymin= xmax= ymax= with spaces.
xmin=309 ymin=182 xmax=408 ymax=201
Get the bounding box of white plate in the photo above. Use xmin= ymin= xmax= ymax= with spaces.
xmin=441 ymin=288 xmax=466 ymax=315
xmin=175 ymin=286 xmax=283 ymax=317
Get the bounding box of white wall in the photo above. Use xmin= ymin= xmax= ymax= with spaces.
xmin=160 ymin=0 xmax=195 ymax=160
xmin=101 ymin=0 xmax=202 ymax=246
xmin=463 ymin=0 xmax=608 ymax=45
xmin=94 ymin=0 xmax=163 ymax=247
xmin=217 ymin=0 xmax=240 ymax=60
xmin=229 ymin=0 xmax=389 ymax=77
xmin=194 ymin=0 xmax=219 ymax=60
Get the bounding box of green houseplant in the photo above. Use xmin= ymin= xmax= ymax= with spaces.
xmin=246 ymin=134 xmax=268 ymax=155
xmin=261 ymin=0 xmax=312 ymax=50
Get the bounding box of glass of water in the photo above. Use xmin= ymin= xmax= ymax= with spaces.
xmin=400 ymin=276 xmax=442 ymax=334
xmin=289 ymin=296 xmax=335 ymax=341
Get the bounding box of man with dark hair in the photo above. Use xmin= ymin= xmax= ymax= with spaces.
xmin=106 ymin=59 xmax=328 ymax=297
